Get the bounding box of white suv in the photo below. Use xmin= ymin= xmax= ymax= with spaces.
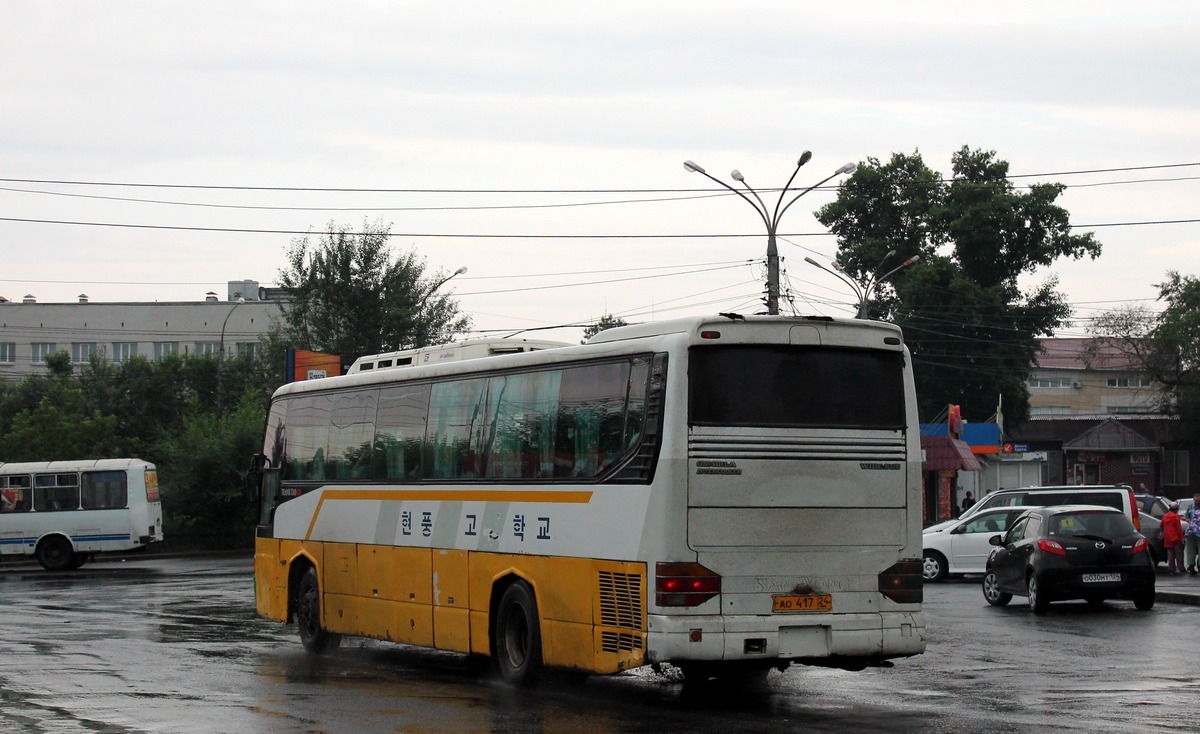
xmin=933 ymin=485 xmax=1140 ymax=532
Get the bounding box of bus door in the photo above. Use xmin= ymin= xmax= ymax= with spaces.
xmin=1 ymin=477 xmax=31 ymax=554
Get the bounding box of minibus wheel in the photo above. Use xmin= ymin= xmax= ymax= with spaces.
xmin=36 ymin=536 xmax=76 ymax=572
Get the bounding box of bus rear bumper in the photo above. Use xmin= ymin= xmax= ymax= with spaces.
xmin=645 ymin=611 xmax=926 ymax=668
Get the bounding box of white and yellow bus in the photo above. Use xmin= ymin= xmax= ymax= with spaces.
xmin=0 ymin=458 xmax=165 ymax=571
xmin=252 ymin=316 xmax=926 ymax=685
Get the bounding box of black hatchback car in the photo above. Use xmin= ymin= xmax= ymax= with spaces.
xmin=982 ymin=505 xmax=1156 ymax=613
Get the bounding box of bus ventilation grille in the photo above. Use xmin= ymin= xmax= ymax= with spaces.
xmin=601 ymin=631 xmax=643 ymax=653
xmin=598 ymin=570 xmax=643 ymax=653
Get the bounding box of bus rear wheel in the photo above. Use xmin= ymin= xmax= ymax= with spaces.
xmin=494 ymin=581 xmax=543 ymax=686
xmin=296 ymin=567 xmax=340 ymax=654
xmin=36 ymin=536 xmax=76 ymax=572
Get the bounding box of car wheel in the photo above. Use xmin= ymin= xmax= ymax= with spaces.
xmin=982 ymin=570 xmax=1011 ymax=606
xmin=1027 ymin=574 xmax=1049 ymax=614
xmin=1133 ymin=591 xmax=1155 ymax=611
xmin=922 ymin=551 xmax=948 ymax=582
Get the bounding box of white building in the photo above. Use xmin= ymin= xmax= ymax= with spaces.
xmin=0 ymin=280 xmax=284 ymax=381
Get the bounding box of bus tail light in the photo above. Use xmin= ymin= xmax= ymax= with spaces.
xmin=878 ymin=560 xmax=922 ymax=604
xmin=656 ymin=562 xmax=721 ymax=607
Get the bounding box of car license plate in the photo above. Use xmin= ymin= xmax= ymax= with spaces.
xmin=1082 ymin=573 xmax=1121 ymax=583
xmin=772 ymin=594 xmax=832 ymax=613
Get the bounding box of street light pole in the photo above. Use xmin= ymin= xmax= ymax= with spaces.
xmin=684 ymin=155 xmax=855 ymax=315
xmin=219 ymin=296 xmax=246 ymax=362
xmin=413 ymin=266 xmax=467 ymax=347
xmin=419 ymin=266 xmax=468 ymax=310
xmin=217 ymin=296 xmax=245 ymax=413
xmin=805 ymin=253 xmax=919 ymax=318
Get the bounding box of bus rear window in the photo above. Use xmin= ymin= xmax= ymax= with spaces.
xmin=689 ymin=345 xmax=906 ymax=429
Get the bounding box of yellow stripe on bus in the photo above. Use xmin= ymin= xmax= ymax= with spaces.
xmin=304 ymin=488 xmax=594 ymax=541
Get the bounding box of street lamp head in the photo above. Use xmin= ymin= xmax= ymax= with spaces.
xmin=835 ymin=162 xmax=856 ymax=175
xmin=452 ymin=266 xmax=468 ymax=277
xmin=730 ymin=169 xmax=744 ymax=182
xmin=797 ymin=150 xmax=813 ymax=168
xmin=683 ymin=160 xmax=705 ymax=174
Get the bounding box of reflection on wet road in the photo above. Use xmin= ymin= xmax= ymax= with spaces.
xmin=1 ymin=556 xmax=1198 ymax=733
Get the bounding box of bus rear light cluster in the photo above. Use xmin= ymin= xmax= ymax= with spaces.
xmin=656 ymin=562 xmax=721 ymax=607
xmin=877 ymin=559 xmax=922 ymax=604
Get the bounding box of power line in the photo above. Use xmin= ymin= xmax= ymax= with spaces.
xmin=0 ymin=216 xmax=829 ymax=238
xmin=455 ymin=263 xmax=752 ymax=296
xmin=0 ymin=184 xmax=734 ymax=213
xmin=0 ymin=259 xmax=754 ymax=288
xmin=3 ymin=161 xmax=1197 ymax=192
xmin=1 ymin=214 xmax=1196 ymax=239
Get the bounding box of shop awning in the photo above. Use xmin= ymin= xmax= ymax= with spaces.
xmin=921 ymin=435 xmax=983 ymax=472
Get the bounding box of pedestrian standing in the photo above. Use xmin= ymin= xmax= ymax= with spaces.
xmin=1162 ymin=501 xmax=1185 ymax=574
xmin=1184 ymin=492 xmax=1200 ymax=575
xmin=960 ymin=491 xmax=976 ymax=516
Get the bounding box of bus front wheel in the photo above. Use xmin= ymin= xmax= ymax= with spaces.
xmin=296 ymin=567 xmax=341 ymax=654
xmin=494 ymin=581 xmax=543 ymax=686
xmin=36 ymin=536 xmax=76 ymax=572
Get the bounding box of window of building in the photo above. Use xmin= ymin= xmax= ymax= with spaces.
xmin=1028 ymin=376 xmax=1074 ymax=389
xmin=236 ymin=342 xmax=261 ymax=359
xmin=1030 ymin=406 xmax=1072 ymax=416
xmin=31 ymin=343 xmax=59 ymax=363
xmin=0 ymin=342 xmax=15 ymax=363
xmin=1106 ymin=376 xmax=1151 ymax=388
xmin=194 ymin=342 xmax=221 ymax=356
xmin=71 ymin=342 xmax=98 ymax=363
xmin=154 ymin=342 xmax=179 ymax=360
xmin=112 ymin=342 xmax=139 ymax=363
xmin=1107 ymin=405 xmax=1155 ymax=414
xmin=1163 ymin=450 xmax=1190 ymax=486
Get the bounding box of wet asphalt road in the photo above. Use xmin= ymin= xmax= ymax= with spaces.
xmin=1 ymin=555 xmax=1198 ymax=733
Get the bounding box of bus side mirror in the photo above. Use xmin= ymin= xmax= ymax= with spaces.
xmin=247 ymin=454 xmax=267 ymax=502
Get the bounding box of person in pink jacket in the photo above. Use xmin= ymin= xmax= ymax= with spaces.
xmin=1162 ymin=502 xmax=1185 ymax=574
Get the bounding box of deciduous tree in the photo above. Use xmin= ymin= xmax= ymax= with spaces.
xmin=277 ymin=221 xmax=472 ymax=365
xmin=815 ymin=147 xmax=1101 ymax=424
xmin=1090 ymin=272 xmax=1200 ymax=431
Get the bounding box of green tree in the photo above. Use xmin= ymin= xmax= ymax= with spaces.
xmin=815 ymin=147 xmax=1102 ymax=424
xmin=581 ymin=313 xmax=628 ymax=343
xmin=0 ymin=398 xmax=120 ymax=461
xmin=153 ymin=390 xmax=265 ymax=549
xmin=1089 ymin=272 xmax=1200 ymax=431
xmin=277 ymin=220 xmax=472 ymax=365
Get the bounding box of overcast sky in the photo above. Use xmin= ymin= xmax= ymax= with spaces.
xmin=3 ymin=1 xmax=1197 ymax=343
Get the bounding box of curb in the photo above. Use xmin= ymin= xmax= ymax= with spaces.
xmin=1155 ymin=590 xmax=1200 ymax=606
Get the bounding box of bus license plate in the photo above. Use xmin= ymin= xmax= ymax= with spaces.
xmin=772 ymin=594 xmax=832 ymax=613
xmin=1082 ymin=573 xmax=1121 ymax=583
